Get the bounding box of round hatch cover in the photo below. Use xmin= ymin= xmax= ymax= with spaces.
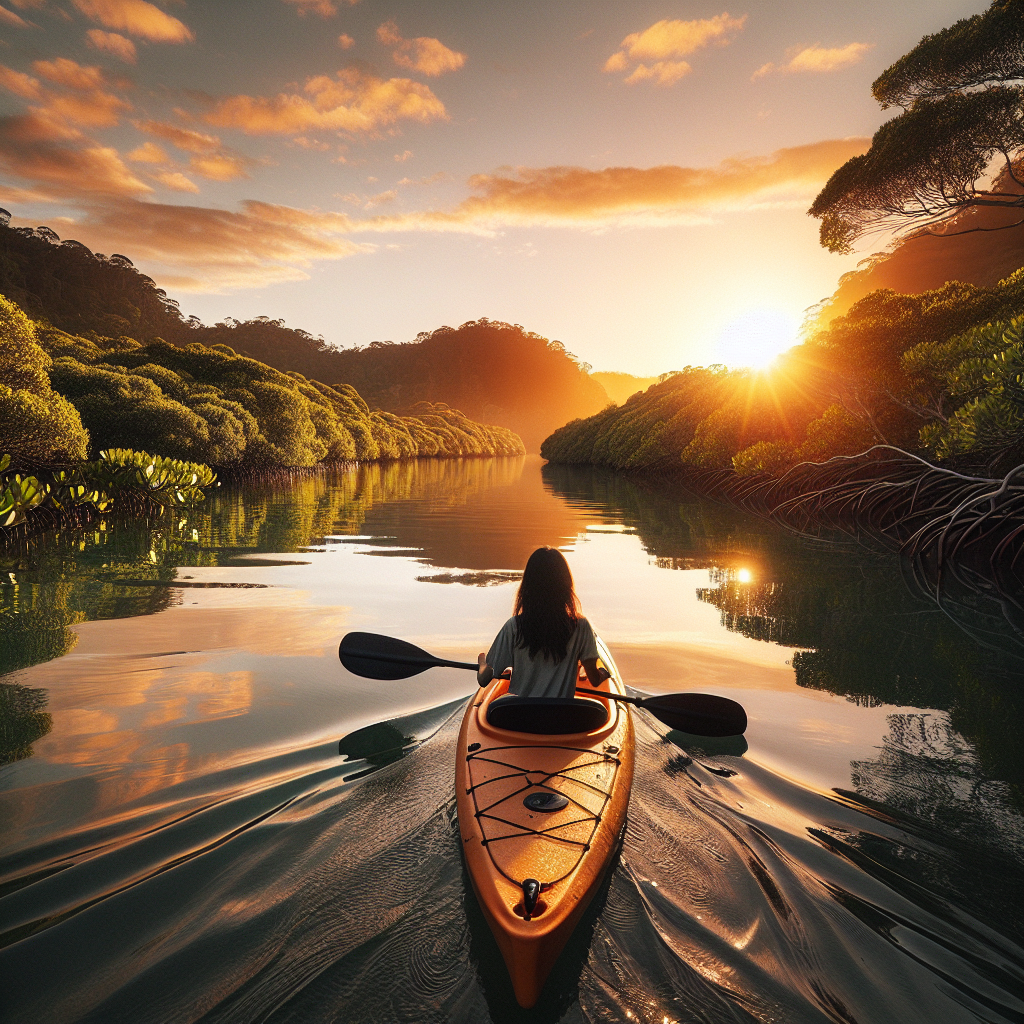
xmin=524 ymin=792 xmax=569 ymax=812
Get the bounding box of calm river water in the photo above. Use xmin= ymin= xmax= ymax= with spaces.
xmin=1 ymin=456 xmax=1021 ymax=1023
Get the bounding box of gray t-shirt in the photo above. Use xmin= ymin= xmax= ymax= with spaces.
xmin=487 ymin=616 xmax=599 ymax=699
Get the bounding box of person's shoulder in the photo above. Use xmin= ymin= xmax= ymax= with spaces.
xmin=575 ymin=616 xmax=595 ymax=633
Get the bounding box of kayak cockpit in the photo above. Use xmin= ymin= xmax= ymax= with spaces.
xmin=486 ymin=694 xmax=608 ymax=734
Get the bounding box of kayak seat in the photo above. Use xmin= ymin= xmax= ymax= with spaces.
xmin=487 ymin=695 xmax=608 ymax=735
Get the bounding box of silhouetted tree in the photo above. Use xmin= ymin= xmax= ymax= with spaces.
xmin=810 ymin=0 xmax=1024 ymax=252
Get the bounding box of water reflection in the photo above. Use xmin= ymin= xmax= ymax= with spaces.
xmin=0 ymin=683 xmax=52 ymax=765
xmin=1 ymin=457 xmax=1023 ymax=1023
xmin=544 ymin=463 xmax=1022 ymax=797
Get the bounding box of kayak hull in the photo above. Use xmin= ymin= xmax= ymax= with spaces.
xmin=456 ymin=642 xmax=634 ymax=1008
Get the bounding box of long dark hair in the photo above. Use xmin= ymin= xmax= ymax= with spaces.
xmin=513 ymin=547 xmax=581 ymax=661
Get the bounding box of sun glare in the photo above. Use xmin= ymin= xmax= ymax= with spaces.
xmin=737 ymin=568 xmax=752 ymax=583
xmin=711 ymin=308 xmax=800 ymax=370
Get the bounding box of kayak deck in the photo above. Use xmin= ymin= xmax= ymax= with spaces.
xmin=456 ymin=652 xmax=634 ymax=1008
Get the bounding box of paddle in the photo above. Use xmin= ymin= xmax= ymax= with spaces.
xmin=339 ymin=631 xmax=747 ymax=737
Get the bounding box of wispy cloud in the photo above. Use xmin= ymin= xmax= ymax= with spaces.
xmin=205 ymin=67 xmax=447 ymax=135
xmin=377 ymin=20 xmax=466 ymax=77
xmin=151 ymin=169 xmax=198 ymax=192
xmin=0 ymin=4 xmax=30 ymax=28
xmin=127 ymin=140 xmax=166 ymax=163
xmin=282 ymin=0 xmax=360 ymax=16
xmin=136 ymin=119 xmax=252 ymax=180
xmin=0 ymin=117 xmax=151 ymax=197
xmin=337 ymin=33 xmax=354 ymax=50
xmin=54 ymin=198 xmax=366 ymax=291
xmin=752 ymin=42 xmax=874 ymax=80
xmin=355 ymin=138 xmax=871 ymax=233
xmin=85 ymin=30 xmax=137 ymax=64
xmin=71 ymin=0 xmax=193 ymax=43
xmin=0 ymin=58 xmax=131 ymax=130
xmin=605 ymin=14 xmax=746 ymax=86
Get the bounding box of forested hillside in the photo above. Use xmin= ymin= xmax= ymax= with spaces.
xmin=0 ymin=215 xmax=607 ymax=452
xmin=542 ymin=271 xmax=1024 ymax=477
xmin=0 ymin=293 xmax=525 ymax=472
xmin=591 ymin=372 xmax=661 ymax=406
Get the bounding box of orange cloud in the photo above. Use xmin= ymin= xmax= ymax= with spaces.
xmin=85 ymin=29 xmax=137 ymax=63
xmin=0 ymin=116 xmax=151 ymax=197
xmin=72 ymin=0 xmax=193 ymax=43
xmin=752 ymin=42 xmax=874 ymax=80
xmin=134 ymin=119 xmax=252 ymax=180
xmin=32 ymin=58 xmax=110 ymax=91
xmin=188 ymin=152 xmax=249 ymax=181
xmin=624 ymin=61 xmax=691 ymax=86
xmin=355 ymin=138 xmax=872 ymax=233
xmin=57 ymin=198 xmax=365 ymax=291
xmin=0 ymin=5 xmax=30 ymax=28
xmin=605 ymin=14 xmax=745 ymax=83
xmin=137 ymin=119 xmax=219 ymax=153
xmin=0 ymin=59 xmax=131 ymax=130
xmin=282 ymin=0 xmax=346 ymax=15
xmin=151 ymin=169 xmax=198 ymax=192
xmin=42 ymin=89 xmax=129 ymax=129
xmin=377 ymin=20 xmax=466 ymax=77
xmin=0 ymin=66 xmax=43 ymax=100
xmin=338 ymin=33 xmax=354 ymax=49
xmin=127 ymin=140 xmax=166 ymax=162
xmin=205 ymin=67 xmax=447 ymax=135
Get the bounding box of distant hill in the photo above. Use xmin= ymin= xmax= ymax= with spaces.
xmin=591 ymin=372 xmax=660 ymax=406
xmin=0 ymin=213 xmax=607 ymax=452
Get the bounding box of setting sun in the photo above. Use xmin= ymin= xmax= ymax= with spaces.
xmin=712 ymin=309 xmax=801 ymax=370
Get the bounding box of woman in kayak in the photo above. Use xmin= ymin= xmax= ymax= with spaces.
xmin=477 ymin=546 xmax=610 ymax=696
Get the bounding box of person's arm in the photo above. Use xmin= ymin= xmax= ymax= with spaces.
xmin=580 ymin=657 xmax=611 ymax=687
xmin=477 ymin=653 xmax=493 ymax=687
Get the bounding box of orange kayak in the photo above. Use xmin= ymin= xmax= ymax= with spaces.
xmin=455 ymin=639 xmax=635 ymax=1008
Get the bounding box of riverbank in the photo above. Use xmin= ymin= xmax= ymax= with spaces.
xmin=608 ymin=448 xmax=1024 ymax=659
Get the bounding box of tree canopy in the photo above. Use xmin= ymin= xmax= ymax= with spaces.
xmin=810 ymin=0 xmax=1024 ymax=253
xmin=0 ymin=219 xmax=608 ymax=452
xmin=541 ymin=270 xmax=1024 ymax=477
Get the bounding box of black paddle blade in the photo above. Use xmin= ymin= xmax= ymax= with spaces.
xmin=339 ymin=631 xmax=437 ymax=680
xmin=641 ymin=693 xmax=747 ymax=737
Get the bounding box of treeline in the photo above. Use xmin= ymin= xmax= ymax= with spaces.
xmin=0 ymin=293 xmax=525 ymax=473
xmin=0 ymin=217 xmax=607 ymax=452
xmin=542 ymin=271 xmax=1024 ymax=477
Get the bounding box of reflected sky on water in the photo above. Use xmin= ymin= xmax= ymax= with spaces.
xmin=1 ymin=456 xmax=1020 ymax=1024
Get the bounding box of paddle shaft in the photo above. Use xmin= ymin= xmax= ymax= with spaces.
xmin=339 ymin=631 xmax=746 ymax=735
xmin=341 ymin=648 xmax=479 ymax=672
xmin=347 ymin=647 xmax=635 ymax=697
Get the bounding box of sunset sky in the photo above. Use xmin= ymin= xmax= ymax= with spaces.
xmin=0 ymin=0 xmax=983 ymax=374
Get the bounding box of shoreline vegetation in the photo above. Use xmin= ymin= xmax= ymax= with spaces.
xmin=0 ymin=275 xmax=526 ymax=534
xmin=539 ymin=276 xmax=1023 ymax=654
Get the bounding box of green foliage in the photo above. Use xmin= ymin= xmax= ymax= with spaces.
xmin=544 ymin=274 xmax=1024 ymax=477
xmin=18 ymin=307 xmax=527 ymax=467
xmin=872 ymin=0 xmax=1024 ymax=109
xmin=810 ymin=0 xmax=1024 ymax=251
xmin=811 ymin=88 xmax=1024 ymax=253
xmin=732 ymin=440 xmax=796 ymax=476
xmin=910 ymin=317 xmax=1024 ymax=465
xmin=794 ymin=405 xmax=876 ymax=464
xmin=0 ymin=682 xmax=52 ymax=765
xmin=0 ymin=294 xmax=89 ymax=462
xmin=0 ymin=448 xmax=217 ymax=528
xmin=0 ymin=223 xmax=562 ymax=455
